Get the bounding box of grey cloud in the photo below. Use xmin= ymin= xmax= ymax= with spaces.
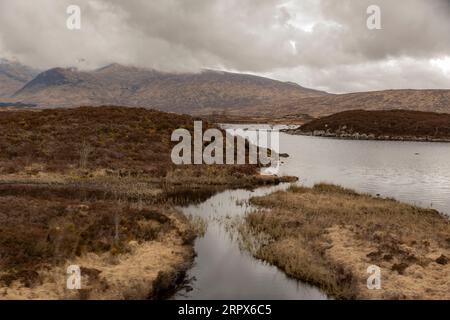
xmin=0 ymin=0 xmax=449 ymax=92
xmin=266 ymin=58 xmax=450 ymax=93
xmin=318 ymin=0 xmax=450 ymax=62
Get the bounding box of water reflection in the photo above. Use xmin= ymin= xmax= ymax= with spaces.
xmin=280 ymin=134 xmax=450 ymax=216
xmin=173 ymin=184 xmax=328 ymax=300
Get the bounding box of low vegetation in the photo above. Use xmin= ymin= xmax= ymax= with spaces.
xmin=0 ymin=192 xmax=195 ymax=299
xmin=0 ymin=106 xmax=194 ymax=174
xmin=293 ymin=110 xmax=450 ymax=141
xmin=247 ymin=184 xmax=450 ymax=299
xmin=0 ymin=106 xmax=287 ymax=299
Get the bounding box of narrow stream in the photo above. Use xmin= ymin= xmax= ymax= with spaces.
xmin=173 ymin=184 xmax=328 ymax=300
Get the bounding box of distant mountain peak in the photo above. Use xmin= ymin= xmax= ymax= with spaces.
xmin=46 ymin=67 xmax=77 ymax=76
xmin=95 ymin=63 xmax=141 ymax=73
xmin=0 ymin=58 xmax=20 ymax=65
xmin=34 ymin=67 xmax=73 ymax=81
xmin=13 ymin=67 xmax=88 ymax=96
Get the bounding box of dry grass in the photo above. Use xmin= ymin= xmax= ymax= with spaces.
xmin=1 ymin=235 xmax=194 ymax=300
xmin=0 ymin=190 xmax=196 ymax=289
xmin=247 ymin=184 xmax=450 ymax=299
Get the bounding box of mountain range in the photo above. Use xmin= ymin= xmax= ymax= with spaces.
xmin=1 ymin=59 xmax=450 ymax=117
xmin=6 ymin=61 xmax=326 ymax=115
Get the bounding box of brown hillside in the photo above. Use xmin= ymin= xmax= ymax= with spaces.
xmin=0 ymin=106 xmax=289 ymax=187
xmin=0 ymin=106 xmax=195 ymax=175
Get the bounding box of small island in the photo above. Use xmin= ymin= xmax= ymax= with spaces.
xmin=287 ymin=110 xmax=450 ymax=142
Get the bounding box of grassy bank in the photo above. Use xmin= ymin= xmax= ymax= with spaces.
xmin=0 ymin=193 xmax=196 ymax=299
xmin=246 ymin=184 xmax=450 ymax=299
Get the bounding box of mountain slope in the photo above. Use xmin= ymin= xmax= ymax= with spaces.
xmin=0 ymin=59 xmax=39 ymax=98
xmin=12 ymin=64 xmax=327 ymax=114
xmin=274 ymin=89 xmax=450 ymax=117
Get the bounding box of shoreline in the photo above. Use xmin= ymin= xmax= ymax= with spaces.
xmin=284 ymin=129 xmax=450 ymax=143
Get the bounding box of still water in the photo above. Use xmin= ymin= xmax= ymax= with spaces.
xmin=173 ymin=131 xmax=450 ymax=300
xmin=279 ymin=134 xmax=450 ymax=216
xmin=173 ymin=185 xmax=327 ymax=300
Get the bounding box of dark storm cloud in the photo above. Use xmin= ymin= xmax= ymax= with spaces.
xmin=0 ymin=0 xmax=449 ymax=92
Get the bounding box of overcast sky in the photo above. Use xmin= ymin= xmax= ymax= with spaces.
xmin=0 ymin=0 xmax=449 ymax=93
